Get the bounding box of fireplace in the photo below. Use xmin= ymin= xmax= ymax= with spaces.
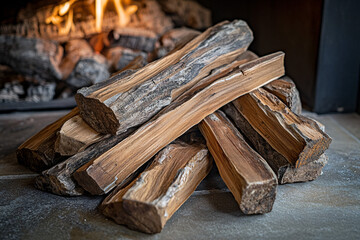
xmin=0 ymin=0 xmax=211 ymax=111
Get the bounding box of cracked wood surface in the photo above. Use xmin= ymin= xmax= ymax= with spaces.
xmin=199 ymin=111 xmax=277 ymax=214
xmin=101 ymin=142 xmax=211 ymax=234
xmin=75 ymin=20 xmax=254 ymax=135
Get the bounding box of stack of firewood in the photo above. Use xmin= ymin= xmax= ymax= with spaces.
xmin=17 ymin=20 xmax=331 ymax=234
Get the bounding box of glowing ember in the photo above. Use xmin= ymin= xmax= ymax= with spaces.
xmin=46 ymin=0 xmax=138 ymax=35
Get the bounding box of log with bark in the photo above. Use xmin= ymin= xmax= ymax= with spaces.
xmin=16 ymin=69 xmax=137 ymax=172
xmin=16 ymin=108 xmax=79 ymax=172
xmin=223 ymin=89 xmax=331 ymax=183
xmin=199 ymin=111 xmax=277 ymax=214
xmin=264 ymin=76 xmax=302 ymax=114
xmin=73 ymin=51 xmax=285 ymax=195
xmin=0 ymin=0 xmax=173 ymax=42
xmin=231 ymin=88 xmax=331 ymax=168
xmin=101 ymin=141 xmax=212 ymax=233
xmin=0 ymin=35 xmax=63 ymax=81
xmin=66 ymin=53 xmax=110 ymax=89
xmin=75 ymin=20 xmax=254 ymax=135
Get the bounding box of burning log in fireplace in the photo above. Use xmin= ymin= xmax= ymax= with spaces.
xmin=0 ymin=0 xmax=211 ymax=107
xmin=15 ymin=19 xmax=331 ymax=234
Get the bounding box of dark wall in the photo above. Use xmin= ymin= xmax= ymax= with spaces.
xmin=314 ymin=0 xmax=360 ymax=113
xmin=200 ymin=0 xmax=323 ymax=110
xmin=200 ymin=0 xmax=360 ymax=113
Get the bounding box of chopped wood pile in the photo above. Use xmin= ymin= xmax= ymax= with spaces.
xmin=17 ymin=20 xmax=331 ymax=234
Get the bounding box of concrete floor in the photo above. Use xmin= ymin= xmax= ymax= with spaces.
xmin=0 ymin=111 xmax=359 ymax=240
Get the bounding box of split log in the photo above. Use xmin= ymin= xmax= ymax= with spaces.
xmin=281 ymin=154 xmax=328 ymax=184
xmin=264 ymin=76 xmax=302 ymax=114
xmin=0 ymin=35 xmax=63 ymax=81
xmin=158 ymin=0 xmax=212 ymax=30
xmin=199 ymin=111 xmax=277 ymax=214
xmin=35 ymin=128 xmax=135 ymax=196
xmin=230 ymin=88 xmax=331 ymax=168
xmin=16 ymin=69 xmax=139 ymax=172
xmin=76 ymin=20 xmax=254 ymax=135
xmin=54 ymin=115 xmax=107 ymax=156
xmin=0 ymin=0 xmax=173 ymax=42
xmin=66 ymin=54 xmax=110 ymax=89
xmin=16 ymin=108 xmax=79 ymax=172
xmin=73 ymin=51 xmax=285 ymax=195
xmin=101 ymin=142 xmax=212 ymax=233
xmin=222 ymin=91 xmax=331 ymax=183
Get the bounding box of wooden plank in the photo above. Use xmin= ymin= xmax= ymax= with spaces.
xmin=75 ymin=20 xmax=254 ymax=135
xmin=0 ymin=35 xmax=63 ymax=81
xmin=264 ymin=76 xmax=302 ymax=114
xmin=16 ymin=108 xmax=79 ymax=172
xmin=199 ymin=111 xmax=277 ymax=214
xmin=73 ymin=51 xmax=285 ymax=195
xmin=101 ymin=142 xmax=212 ymax=233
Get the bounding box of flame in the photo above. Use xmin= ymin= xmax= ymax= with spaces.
xmin=46 ymin=0 xmax=138 ymax=35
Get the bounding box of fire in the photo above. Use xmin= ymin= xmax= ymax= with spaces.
xmin=46 ymin=0 xmax=138 ymax=35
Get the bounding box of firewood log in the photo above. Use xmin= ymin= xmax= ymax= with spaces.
xmin=264 ymin=76 xmax=302 ymax=114
xmin=66 ymin=53 xmax=110 ymax=88
xmin=101 ymin=142 xmax=212 ymax=234
xmin=34 ymin=128 xmax=135 ymax=196
xmin=75 ymin=20 xmax=254 ymax=135
xmin=0 ymin=0 xmax=173 ymax=42
xmin=231 ymin=88 xmax=331 ymax=168
xmin=104 ymin=47 xmax=148 ymax=72
xmin=59 ymin=39 xmax=94 ymax=80
xmin=54 ymin=115 xmax=107 ymax=156
xmin=199 ymin=111 xmax=277 ymax=214
xmin=73 ymin=51 xmax=285 ymax=195
xmin=16 ymin=108 xmax=79 ymax=172
xmin=281 ymin=154 xmax=328 ymax=184
xmin=222 ymin=91 xmax=331 ymax=183
xmin=0 ymin=35 xmax=63 ymax=81
xmin=16 ymin=69 xmax=136 ymax=172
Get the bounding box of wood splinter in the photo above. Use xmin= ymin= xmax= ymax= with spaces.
xmin=199 ymin=111 xmax=277 ymax=214
xmin=101 ymin=142 xmax=212 ymax=234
